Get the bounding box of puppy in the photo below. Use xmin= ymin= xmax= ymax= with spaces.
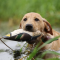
xmin=19 ymin=12 xmax=60 ymax=59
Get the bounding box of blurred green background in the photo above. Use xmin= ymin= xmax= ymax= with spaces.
xmin=0 ymin=0 xmax=60 ymax=35
xmin=0 ymin=0 xmax=60 ymax=26
xmin=0 ymin=0 xmax=60 ymax=60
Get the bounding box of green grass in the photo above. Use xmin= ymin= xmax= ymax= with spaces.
xmin=0 ymin=22 xmax=60 ymax=60
xmin=0 ymin=0 xmax=60 ymax=27
xmin=0 ymin=23 xmax=60 ymax=60
xmin=27 ymin=36 xmax=60 ymax=60
xmin=0 ymin=0 xmax=60 ymax=59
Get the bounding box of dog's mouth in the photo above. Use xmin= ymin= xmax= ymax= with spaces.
xmin=23 ymin=29 xmax=41 ymax=44
xmin=25 ymin=29 xmax=35 ymax=32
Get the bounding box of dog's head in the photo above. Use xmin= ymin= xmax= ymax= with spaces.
xmin=20 ymin=12 xmax=53 ymax=44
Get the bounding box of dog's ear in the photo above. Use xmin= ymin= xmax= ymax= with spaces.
xmin=43 ymin=19 xmax=53 ymax=35
xmin=19 ymin=22 xmax=22 ymax=29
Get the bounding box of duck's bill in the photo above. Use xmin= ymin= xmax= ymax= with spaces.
xmin=3 ymin=33 xmax=16 ymax=41
xmin=3 ymin=33 xmax=11 ymax=39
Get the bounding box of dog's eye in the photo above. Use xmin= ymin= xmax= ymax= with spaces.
xmin=35 ymin=18 xmax=39 ymax=21
xmin=23 ymin=18 xmax=27 ymax=21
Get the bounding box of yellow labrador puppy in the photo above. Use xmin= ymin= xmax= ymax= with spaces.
xmin=19 ymin=12 xmax=60 ymax=59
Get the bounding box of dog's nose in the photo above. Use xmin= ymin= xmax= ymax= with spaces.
xmin=26 ymin=24 xmax=33 ymax=30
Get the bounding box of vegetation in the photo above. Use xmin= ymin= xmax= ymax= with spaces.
xmin=0 ymin=0 xmax=60 ymax=60
xmin=27 ymin=36 xmax=60 ymax=60
xmin=0 ymin=0 xmax=60 ymax=27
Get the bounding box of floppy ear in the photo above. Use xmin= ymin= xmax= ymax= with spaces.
xmin=43 ymin=20 xmax=53 ymax=35
xmin=19 ymin=22 xmax=22 ymax=29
